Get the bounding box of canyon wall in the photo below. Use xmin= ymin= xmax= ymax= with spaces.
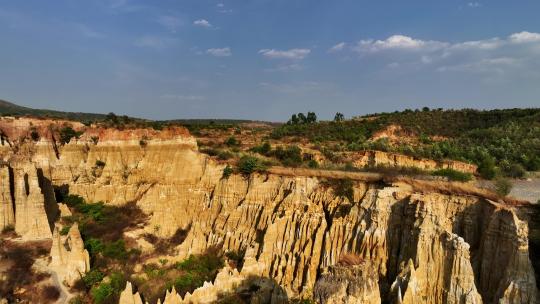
xmin=0 ymin=117 xmax=537 ymax=303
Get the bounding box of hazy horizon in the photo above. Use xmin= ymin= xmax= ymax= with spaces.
xmin=1 ymin=0 xmax=540 ymax=120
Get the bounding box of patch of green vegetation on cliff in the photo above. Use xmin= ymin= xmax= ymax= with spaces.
xmin=62 ymin=195 xmax=145 ymax=303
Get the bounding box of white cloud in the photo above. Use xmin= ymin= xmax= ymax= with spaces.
xmin=342 ymin=31 xmax=540 ymax=76
xmin=158 ymin=15 xmax=183 ymax=33
xmin=134 ymin=35 xmax=176 ymax=49
xmin=329 ymin=42 xmax=346 ymax=53
xmin=438 ymin=57 xmax=519 ymax=73
xmin=509 ymin=31 xmax=540 ymax=43
xmin=206 ymin=47 xmax=232 ymax=57
xmin=193 ymin=19 xmax=212 ymax=28
xmin=467 ymin=2 xmax=482 ymax=8
xmin=354 ymin=35 xmax=448 ymax=52
xmin=259 ymin=48 xmax=311 ymax=60
xmin=451 ymin=38 xmax=503 ymax=50
xmin=216 ymin=3 xmax=233 ymax=13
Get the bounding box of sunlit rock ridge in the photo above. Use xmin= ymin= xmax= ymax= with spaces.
xmin=0 ymin=116 xmax=537 ymax=304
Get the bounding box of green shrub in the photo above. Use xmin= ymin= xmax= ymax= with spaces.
xmin=82 ymin=269 xmax=105 ymax=288
xmin=432 ymin=169 xmax=472 ymax=182
xmin=102 ymin=240 xmax=129 ymax=261
xmin=59 ymin=126 xmax=83 ymax=144
xmin=273 ymin=145 xmax=303 ymax=167
xmin=84 ymin=238 xmax=105 ymax=257
xmin=237 ymin=156 xmax=267 ymax=175
xmin=222 ymin=165 xmax=233 ymax=179
xmin=217 ymin=150 xmax=233 ymax=160
xmin=503 ymin=163 xmax=527 ymax=178
xmin=91 ymin=282 xmax=114 ymax=304
xmin=251 ymin=142 xmax=272 ymax=156
xmin=323 ymin=179 xmax=354 ymax=202
xmin=60 ymin=225 xmax=71 ymax=236
xmin=478 ymin=157 xmax=497 ymax=180
xmin=95 ymin=160 xmax=106 ymax=168
xmin=90 ymin=272 xmax=125 ymax=304
xmin=225 ymin=136 xmax=239 ymax=147
xmin=494 ymin=178 xmax=513 ymax=197
xmin=30 ymin=129 xmax=40 ymax=141
xmin=308 ymin=160 xmax=319 ymax=168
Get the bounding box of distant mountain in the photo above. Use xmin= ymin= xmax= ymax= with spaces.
xmin=0 ymin=99 xmax=108 ymax=122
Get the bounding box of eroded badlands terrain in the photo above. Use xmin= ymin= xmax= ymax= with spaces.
xmin=0 ymin=117 xmax=538 ymax=303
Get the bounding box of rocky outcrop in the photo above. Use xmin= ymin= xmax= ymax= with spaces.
xmin=119 ymin=282 xmax=145 ymax=304
xmin=12 ymin=162 xmax=56 ymax=240
xmin=348 ymin=150 xmax=477 ymax=174
xmin=0 ymin=165 xmax=14 ymax=230
xmin=314 ymin=262 xmax=381 ymax=304
xmin=0 ymin=118 xmax=537 ymax=303
xmin=49 ymin=223 xmax=90 ymax=286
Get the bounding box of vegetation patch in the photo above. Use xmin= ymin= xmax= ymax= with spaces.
xmin=237 ymin=156 xmax=268 ymax=175
xmin=132 ymin=249 xmax=224 ymax=303
xmin=432 ymin=168 xmax=473 ymax=182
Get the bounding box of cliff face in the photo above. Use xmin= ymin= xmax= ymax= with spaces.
xmin=0 ymin=117 xmax=537 ymax=303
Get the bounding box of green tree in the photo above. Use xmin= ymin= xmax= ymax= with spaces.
xmin=334 ymin=112 xmax=344 ymax=122
xmin=307 ymin=112 xmax=317 ymax=123
xmin=494 ymin=178 xmax=513 ymax=197
xmin=478 ymin=156 xmax=497 ymax=180
xmin=298 ymin=113 xmax=307 ymax=124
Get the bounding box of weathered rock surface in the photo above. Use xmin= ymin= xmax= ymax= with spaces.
xmin=0 ymin=118 xmax=537 ymax=304
xmin=0 ymin=165 xmax=15 ymax=230
xmin=49 ymin=223 xmax=90 ymax=286
xmin=314 ymin=262 xmax=381 ymax=304
xmin=348 ymin=150 xmax=477 ymax=174
xmin=12 ymin=162 xmax=56 ymax=240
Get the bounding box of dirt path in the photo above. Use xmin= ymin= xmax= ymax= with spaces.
xmin=33 ymin=258 xmax=74 ymax=304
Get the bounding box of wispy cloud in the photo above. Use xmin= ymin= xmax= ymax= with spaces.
xmin=467 ymin=2 xmax=482 ymax=8
xmin=216 ymin=3 xmax=233 ymax=13
xmin=259 ymin=48 xmax=311 ymax=60
xmin=158 ymin=15 xmax=184 ymax=33
xmin=193 ymin=19 xmax=212 ymax=28
xmin=339 ymin=31 xmax=540 ymax=76
xmin=206 ymin=47 xmax=232 ymax=57
xmin=134 ymin=35 xmax=177 ymax=49
xmin=328 ymin=42 xmax=346 ymax=53
xmin=354 ymin=35 xmax=448 ymax=53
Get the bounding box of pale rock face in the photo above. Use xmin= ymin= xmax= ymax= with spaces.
xmin=12 ymin=162 xmax=56 ymax=240
xmin=0 ymin=166 xmax=14 ymax=230
xmin=119 ymin=282 xmax=145 ymax=304
xmin=49 ymin=223 xmax=90 ymax=286
xmin=313 ymin=263 xmax=381 ymax=304
xmin=0 ymin=119 xmax=537 ymax=304
xmin=349 ymin=150 xmax=478 ymax=174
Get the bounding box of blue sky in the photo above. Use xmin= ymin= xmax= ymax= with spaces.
xmin=1 ymin=0 xmax=540 ymax=121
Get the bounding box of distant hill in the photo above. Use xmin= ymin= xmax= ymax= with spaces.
xmin=0 ymin=99 xmax=268 ymax=126
xmin=272 ymin=108 xmax=540 ymax=178
xmin=0 ymin=99 xmax=108 ymax=122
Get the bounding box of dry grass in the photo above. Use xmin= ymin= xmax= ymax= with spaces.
xmin=391 ymin=177 xmax=529 ymax=206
